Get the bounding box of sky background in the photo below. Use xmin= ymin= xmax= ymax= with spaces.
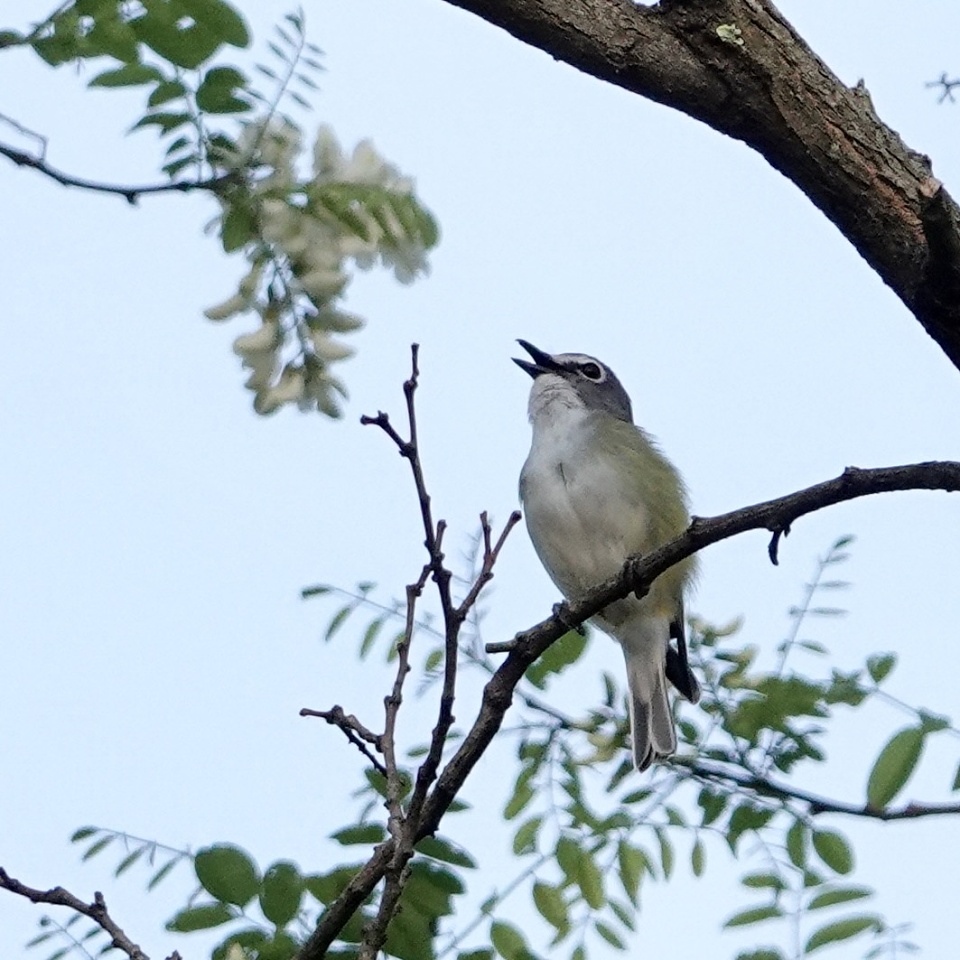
xmin=2 ymin=0 xmax=960 ymax=957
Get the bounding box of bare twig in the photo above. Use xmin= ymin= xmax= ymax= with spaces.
xmin=356 ymin=346 xmax=462 ymax=958
xmin=0 ymin=868 xmax=172 ymax=960
xmin=681 ymin=759 xmax=960 ymax=821
xmin=299 ymin=706 xmax=387 ymax=777
xmin=0 ymin=142 xmax=234 ymax=204
xmin=455 ymin=510 xmax=523 ymax=619
xmin=927 ymin=72 xmax=960 ymax=104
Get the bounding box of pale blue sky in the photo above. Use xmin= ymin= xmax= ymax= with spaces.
xmin=2 ymin=1 xmax=959 ymax=957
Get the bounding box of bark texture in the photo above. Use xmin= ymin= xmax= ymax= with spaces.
xmin=439 ymin=0 xmax=960 ymax=369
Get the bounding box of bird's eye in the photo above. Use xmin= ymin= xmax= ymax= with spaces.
xmin=580 ymin=362 xmax=603 ymax=381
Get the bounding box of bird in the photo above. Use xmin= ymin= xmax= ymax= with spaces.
xmin=514 ymin=339 xmax=699 ymax=770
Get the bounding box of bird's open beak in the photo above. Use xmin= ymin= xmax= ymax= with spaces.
xmin=513 ymin=339 xmax=561 ymax=378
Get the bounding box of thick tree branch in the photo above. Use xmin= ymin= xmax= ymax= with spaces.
xmin=297 ymin=459 xmax=960 ymax=960
xmin=435 ymin=0 xmax=960 ymax=370
xmin=0 ymin=868 xmax=171 ymax=960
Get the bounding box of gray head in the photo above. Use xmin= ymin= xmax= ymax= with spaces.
xmin=513 ymin=339 xmax=633 ymax=423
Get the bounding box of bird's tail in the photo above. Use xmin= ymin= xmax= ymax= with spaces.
xmin=620 ymin=621 xmax=676 ymax=771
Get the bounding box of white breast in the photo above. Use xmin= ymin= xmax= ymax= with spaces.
xmin=519 ymin=404 xmax=649 ymax=606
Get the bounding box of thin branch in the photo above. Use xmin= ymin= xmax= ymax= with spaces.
xmin=299 ymin=706 xmax=387 ymax=777
xmin=681 ymin=759 xmax=960 ymax=821
xmin=361 ymin=346 xmax=461 ymax=828
xmin=0 ymin=868 xmax=173 ymax=960
xmin=0 ymin=142 xmax=234 ymax=204
xmin=927 ymin=72 xmax=960 ymax=104
xmin=295 ymin=458 xmax=960 ymax=960
xmin=455 ymin=510 xmax=524 ymax=620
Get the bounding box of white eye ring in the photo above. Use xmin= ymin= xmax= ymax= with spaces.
xmin=580 ymin=362 xmax=603 ymax=381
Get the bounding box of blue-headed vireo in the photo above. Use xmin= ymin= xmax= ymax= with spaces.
xmin=514 ymin=340 xmax=699 ymax=770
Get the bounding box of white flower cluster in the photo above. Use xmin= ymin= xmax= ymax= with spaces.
xmin=203 ymin=119 xmax=436 ymax=417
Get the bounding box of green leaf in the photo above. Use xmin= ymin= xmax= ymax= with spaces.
xmin=490 ymin=920 xmax=528 ymax=960
xmin=195 ymin=844 xmax=260 ymax=906
xmin=525 ymin=629 xmax=589 ymax=689
xmin=84 ymin=15 xmax=139 ymax=62
xmin=324 ymin=604 xmax=354 ymax=642
xmin=741 ymin=872 xmax=784 ymax=891
xmin=918 ymin=709 xmax=950 ymax=734
xmin=132 ymin=13 xmax=222 ymax=70
xmin=166 ymin=903 xmax=235 ymax=932
xmin=301 ymin=584 xmax=332 ymax=598
xmin=415 ymin=835 xmax=476 ymax=868
xmin=866 ymin=727 xmax=924 ymax=809
xmin=149 ymin=80 xmax=187 ymax=107
xmin=259 ymin=861 xmax=303 ymax=926
xmin=594 ymin=920 xmax=625 ymax=949
xmin=811 ymin=829 xmax=854 ymax=875
xmin=577 ymin=848 xmax=605 ymax=909
xmin=697 ymin=788 xmax=728 ymax=827
xmin=865 ymin=653 xmax=896 ymax=684
xmin=115 ymin=847 xmax=145 ymax=876
xmin=212 ymin=929 xmax=269 ymax=960
xmin=220 ymin=203 xmax=256 ymax=253
xmin=196 ymin=66 xmax=250 ymax=113
xmin=513 ymin=817 xmax=541 ymax=856
xmin=786 ymin=819 xmax=807 ymax=869
xmin=725 ymin=803 xmax=775 ymax=853
xmin=89 ymin=64 xmax=165 ymax=87
xmin=556 ymin=836 xmax=581 ymax=883
xmin=616 ymin=841 xmax=644 ymax=905
xmin=458 ymin=952 xmax=494 ymax=960
xmin=179 ymin=0 xmax=251 ymax=48
xmin=71 ymin=827 xmax=99 ymax=843
xmin=82 ymin=836 xmax=115 ymax=861
xmin=304 ymin=866 xmax=361 ymax=905
xmin=532 ymin=882 xmax=567 ymax=931
xmin=607 ymin=898 xmax=635 ymax=932
xmin=148 ymin=858 xmax=180 ymax=889
xmin=130 ymin=111 xmax=191 ymax=134
xmin=360 ymin=617 xmax=385 ymax=659
xmin=408 ymin=860 xmax=464 ymax=896
xmin=724 ymin=905 xmax=783 ymax=928
xmin=734 ymin=951 xmax=785 ymax=960
xmin=804 ymin=915 xmax=879 ymax=954
xmin=163 ymin=156 xmax=195 ymax=178
xmin=331 ymin=824 xmax=386 ymax=845
xmin=656 ymin=829 xmax=674 ymax=880
xmin=503 ymin=778 xmax=534 ymax=820
xmin=807 ymin=886 xmax=872 ymax=910
xmin=690 ymin=838 xmax=705 ymax=877
xmin=952 ymin=761 xmax=960 ymax=792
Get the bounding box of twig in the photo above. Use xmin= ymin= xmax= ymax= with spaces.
xmin=927 ymin=72 xmax=960 ymax=104
xmin=455 ymin=510 xmax=523 ymax=619
xmin=0 ymin=868 xmax=173 ymax=960
xmin=299 ymin=706 xmax=387 ymax=777
xmin=0 ymin=142 xmax=235 ymax=204
xmin=680 ymin=758 xmax=960 ymax=820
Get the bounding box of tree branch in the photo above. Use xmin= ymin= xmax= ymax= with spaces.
xmin=682 ymin=758 xmax=960 ymax=821
xmin=0 ymin=142 xmax=232 ymax=204
xmin=297 ymin=459 xmax=960 ymax=960
xmin=0 ymin=868 xmax=172 ymax=960
xmin=299 ymin=705 xmax=387 ymax=777
xmin=434 ymin=0 xmax=960 ymax=371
